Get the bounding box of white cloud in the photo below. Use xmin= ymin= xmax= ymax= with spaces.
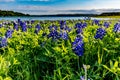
xmin=18 ymin=0 xmax=50 ymax=2
xmin=33 ymin=0 xmax=50 ymax=1
xmin=0 ymin=0 xmax=14 ymax=2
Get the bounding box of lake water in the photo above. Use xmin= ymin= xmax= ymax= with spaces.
xmin=0 ymin=16 xmax=116 ymax=21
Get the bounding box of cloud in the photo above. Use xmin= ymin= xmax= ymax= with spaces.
xmin=1 ymin=4 xmax=120 ymax=15
xmin=17 ymin=0 xmax=50 ymax=2
xmin=0 ymin=0 xmax=14 ymax=2
xmin=32 ymin=0 xmax=50 ymax=1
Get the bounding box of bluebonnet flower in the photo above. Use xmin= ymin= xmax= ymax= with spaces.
xmin=64 ymin=26 xmax=72 ymax=32
xmin=31 ymin=20 xmax=34 ymax=24
xmin=94 ymin=28 xmax=106 ymax=40
xmin=0 ymin=37 xmax=7 ymax=48
xmin=48 ymin=25 xmax=57 ymax=31
xmin=76 ymin=28 xmax=83 ymax=34
xmin=35 ymin=24 xmax=41 ymax=31
xmin=104 ymin=22 xmax=110 ymax=28
xmin=72 ymin=35 xmax=84 ymax=56
xmin=92 ymin=20 xmax=100 ymax=26
xmin=80 ymin=76 xmax=90 ymax=80
xmin=5 ymin=29 xmax=14 ymax=38
xmin=75 ymin=22 xmax=86 ymax=34
xmin=82 ymin=22 xmax=87 ymax=28
xmin=13 ymin=22 xmax=19 ymax=31
xmin=48 ymin=26 xmax=53 ymax=30
xmin=18 ymin=19 xmax=21 ymax=23
xmin=75 ymin=23 xmax=82 ymax=29
xmin=60 ymin=20 xmax=66 ymax=25
xmin=113 ymin=23 xmax=120 ymax=33
xmin=0 ymin=23 xmax=2 ymax=28
xmin=47 ymin=30 xmax=59 ymax=40
xmin=59 ymin=30 xmax=68 ymax=40
xmin=34 ymin=24 xmax=41 ymax=34
xmin=94 ymin=20 xmax=100 ymax=25
xmin=60 ymin=20 xmax=66 ymax=30
xmin=20 ymin=22 xmax=27 ymax=32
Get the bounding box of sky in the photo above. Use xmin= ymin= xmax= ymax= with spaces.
xmin=0 ymin=0 xmax=120 ymax=15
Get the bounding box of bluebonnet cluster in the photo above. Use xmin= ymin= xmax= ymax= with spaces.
xmin=48 ymin=25 xmax=57 ymax=31
xmin=92 ymin=20 xmax=100 ymax=26
xmin=72 ymin=35 xmax=84 ymax=56
xmin=5 ymin=29 xmax=14 ymax=38
xmin=75 ymin=22 xmax=87 ymax=34
xmin=47 ymin=29 xmax=59 ymax=40
xmin=13 ymin=22 xmax=19 ymax=31
xmin=34 ymin=24 xmax=41 ymax=34
xmin=59 ymin=20 xmax=71 ymax=32
xmin=94 ymin=28 xmax=106 ymax=40
xmin=59 ymin=30 xmax=68 ymax=40
xmin=20 ymin=22 xmax=27 ymax=32
xmin=31 ymin=20 xmax=35 ymax=24
xmin=0 ymin=37 xmax=7 ymax=48
xmin=60 ymin=20 xmax=66 ymax=30
xmin=18 ymin=19 xmax=21 ymax=23
xmin=48 ymin=25 xmax=59 ymax=40
xmin=103 ymin=22 xmax=110 ymax=28
xmin=80 ymin=76 xmax=90 ymax=80
xmin=113 ymin=23 xmax=120 ymax=33
xmin=0 ymin=23 xmax=2 ymax=28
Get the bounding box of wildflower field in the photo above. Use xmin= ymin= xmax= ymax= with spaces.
xmin=0 ymin=19 xmax=120 ymax=80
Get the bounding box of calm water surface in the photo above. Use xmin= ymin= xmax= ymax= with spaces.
xmin=0 ymin=16 xmax=117 ymax=21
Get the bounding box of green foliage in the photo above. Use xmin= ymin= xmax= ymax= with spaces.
xmin=0 ymin=19 xmax=119 ymax=80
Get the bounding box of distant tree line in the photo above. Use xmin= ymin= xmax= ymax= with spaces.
xmin=0 ymin=10 xmax=30 ymax=16
xmin=99 ymin=12 xmax=120 ymax=16
xmin=0 ymin=10 xmax=120 ymax=17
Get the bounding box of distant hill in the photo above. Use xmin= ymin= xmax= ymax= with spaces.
xmin=0 ymin=10 xmax=120 ymax=17
xmin=30 ymin=12 xmax=120 ymax=17
xmin=0 ymin=10 xmax=30 ymax=16
xmin=99 ymin=12 xmax=120 ymax=16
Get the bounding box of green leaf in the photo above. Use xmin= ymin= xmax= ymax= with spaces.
xmin=114 ymin=61 xmax=118 ymax=68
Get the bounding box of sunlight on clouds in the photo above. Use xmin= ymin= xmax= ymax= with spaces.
xmin=0 ymin=0 xmax=120 ymax=15
xmin=33 ymin=0 xmax=50 ymax=1
xmin=17 ymin=0 xmax=50 ymax=2
xmin=0 ymin=0 xmax=14 ymax=2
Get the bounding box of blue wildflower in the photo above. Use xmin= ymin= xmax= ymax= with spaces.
xmin=0 ymin=37 xmax=7 ymax=48
xmin=80 ymin=76 xmax=90 ymax=80
xmin=13 ymin=22 xmax=19 ymax=31
xmin=76 ymin=28 xmax=83 ymax=34
xmin=35 ymin=24 xmax=41 ymax=31
xmin=113 ymin=23 xmax=120 ymax=33
xmin=0 ymin=24 xmax=2 ymax=28
xmin=72 ymin=35 xmax=84 ymax=56
xmin=5 ymin=29 xmax=14 ymax=38
xmin=64 ymin=26 xmax=72 ymax=32
xmin=92 ymin=20 xmax=100 ymax=26
xmin=60 ymin=20 xmax=66 ymax=30
xmin=75 ymin=23 xmax=82 ymax=29
xmin=60 ymin=20 xmax=66 ymax=25
xmin=31 ymin=20 xmax=34 ymax=24
xmin=104 ymin=22 xmax=110 ymax=28
xmin=48 ymin=25 xmax=57 ymax=31
xmin=18 ymin=19 xmax=21 ymax=23
xmin=47 ymin=30 xmax=59 ymax=40
xmin=59 ymin=30 xmax=68 ymax=40
xmin=94 ymin=28 xmax=106 ymax=40
xmin=34 ymin=24 xmax=41 ymax=34
xmin=20 ymin=22 xmax=27 ymax=32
